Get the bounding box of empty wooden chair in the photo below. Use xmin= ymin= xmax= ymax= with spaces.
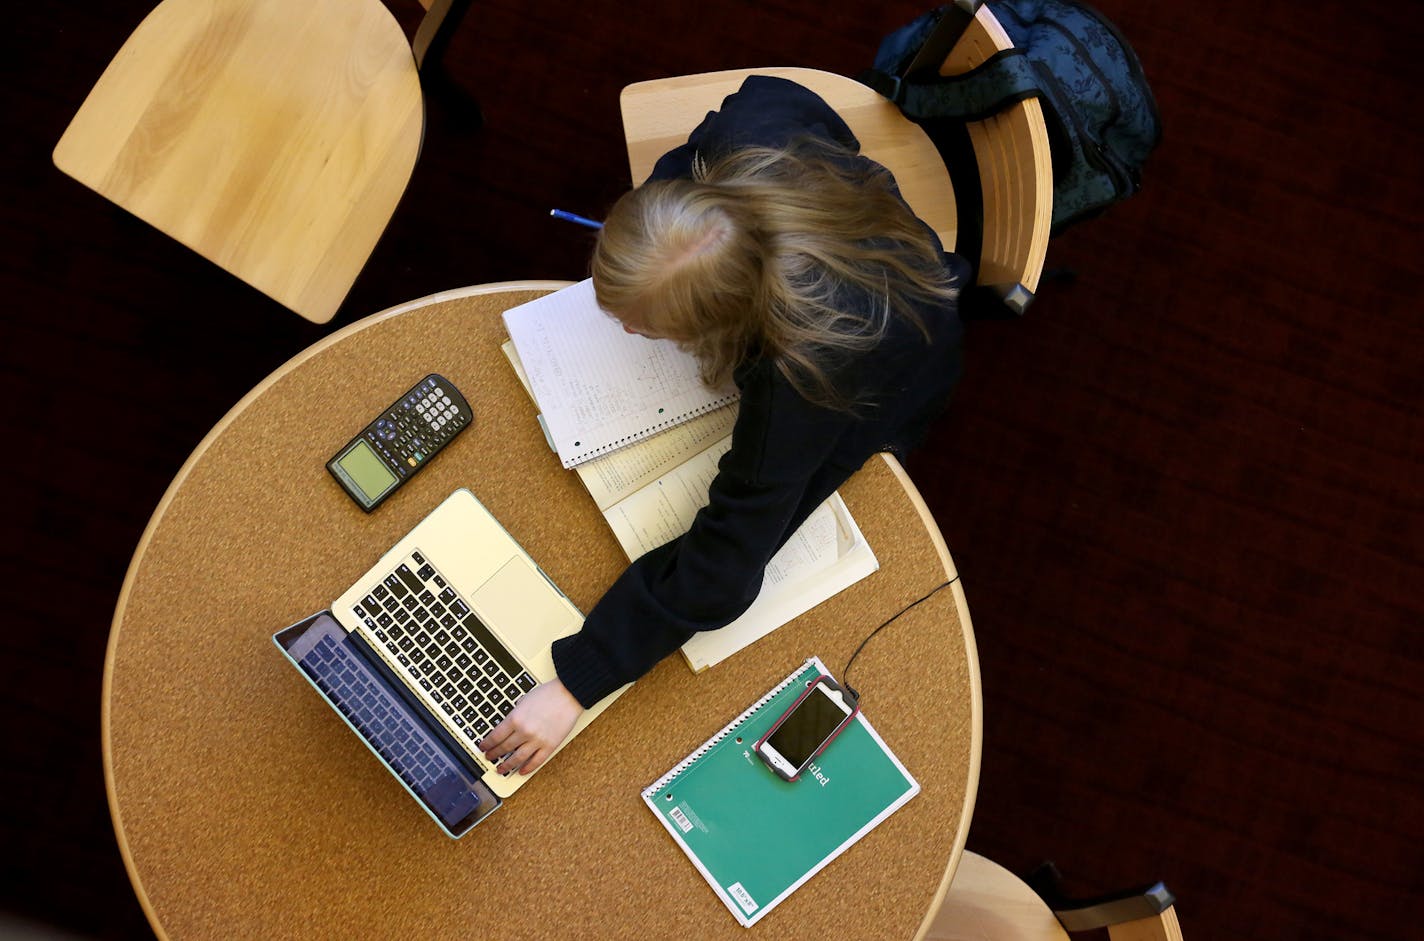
xmin=53 ymin=0 xmax=471 ymax=324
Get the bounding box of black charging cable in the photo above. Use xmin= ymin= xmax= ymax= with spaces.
xmin=840 ymin=579 xmax=956 ymax=705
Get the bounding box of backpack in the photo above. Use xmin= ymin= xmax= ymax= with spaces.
xmin=861 ymin=0 xmax=1162 ymax=234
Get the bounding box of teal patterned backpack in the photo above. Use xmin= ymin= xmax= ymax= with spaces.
xmin=861 ymin=0 xmax=1162 ymax=233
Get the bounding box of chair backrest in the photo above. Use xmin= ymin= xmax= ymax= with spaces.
xmin=619 ymin=55 xmax=1048 ymax=316
xmin=937 ymin=5 xmax=1054 ymax=313
xmin=620 ymin=67 xmax=958 ymax=253
xmin=928 ymin=851 xmax=1070 ymax=941
xmin=53 ymin=0 xmax=466 ymax=324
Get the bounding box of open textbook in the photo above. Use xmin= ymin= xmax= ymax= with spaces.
xmin=502 ymin=330 xmax=878 ymax=672
xmin=583 ymin=427 xmax=878 ymax=672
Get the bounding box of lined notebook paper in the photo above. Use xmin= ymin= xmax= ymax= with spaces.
xmin=502 ymin=280 xmax=739 ymax=468
xmin=643 ymin=657 xmax=919 ymax=927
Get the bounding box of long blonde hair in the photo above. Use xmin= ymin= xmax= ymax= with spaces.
xmin=591 ymin=138 xmax=959 ymax=407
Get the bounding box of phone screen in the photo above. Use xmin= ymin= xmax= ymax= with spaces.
xmin=766 ymin=683 xmax=851 ymax=771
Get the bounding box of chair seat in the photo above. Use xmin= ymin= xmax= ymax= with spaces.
xmin=53 ymin=0 xmax=424 ymax=323
xmin=620 ymin=67 xmax=957 ymax=253
xmin=927 ymin=851 xmax=1070 ymax=941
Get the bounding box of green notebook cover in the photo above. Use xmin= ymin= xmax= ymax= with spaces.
xmin=641 ymin=657 xmax=920 ymax=927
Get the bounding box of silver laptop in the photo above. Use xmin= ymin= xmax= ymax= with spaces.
xmin=274 ymin=488 xmax=626 ymax=836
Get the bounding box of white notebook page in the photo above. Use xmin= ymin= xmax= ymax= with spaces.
xmin=503 ymin=280 xmax=738 ymax=468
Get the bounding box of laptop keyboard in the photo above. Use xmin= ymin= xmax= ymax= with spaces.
xmin=352 ymin=550 xmax=539 ymax=750
xmin=300 ymin=632 xmax=482 ymax=825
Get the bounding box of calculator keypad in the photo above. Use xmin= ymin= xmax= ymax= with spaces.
xmin=363 ymin=377 xmax=470 ymax=477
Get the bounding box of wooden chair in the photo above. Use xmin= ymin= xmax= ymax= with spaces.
xmin=927 ymin=851 xmax=1182 ymax=941
xmin=620 ymin=67 xmax=958 ymax=254
xmin=618 ymin=34 xmax=1050 ymax=316
xmin=53 ymin=0 xmax=472 ymax=324
xmin=912 ymin=0 xmax=1054 ymax=315
xmin=863 ymin=0 xmax=1052 ymax=314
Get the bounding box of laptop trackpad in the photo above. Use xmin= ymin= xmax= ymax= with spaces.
xmin=470 ymin=557 xmax=577 ymax=664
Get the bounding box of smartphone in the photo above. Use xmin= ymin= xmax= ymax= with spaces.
xmin=754 ymin=676 xmax=859 ymax=782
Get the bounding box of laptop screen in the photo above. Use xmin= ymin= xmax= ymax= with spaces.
xmin=274 ymin=613 xmax=498 ymax=837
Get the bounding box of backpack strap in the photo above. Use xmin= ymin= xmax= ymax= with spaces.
xmin=886 ymin=48 xmax=1043 ymax=124
xmin=857 ymin=0 xmax=1039 ymax=123
xmin=859 ymin=0 xmax=981 ymax=106
xmin=863 ymin=42 xmax=1070 ymax=188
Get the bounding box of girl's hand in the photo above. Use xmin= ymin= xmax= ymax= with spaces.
xmin=479 ymin=679 xmax=583 ymax=776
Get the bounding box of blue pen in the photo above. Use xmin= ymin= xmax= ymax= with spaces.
xmin=549 ymin=208 xmax=603 ymax=230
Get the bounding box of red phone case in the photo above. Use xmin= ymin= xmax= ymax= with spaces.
xmin=754 ymin=674 xmax=860 ymax=781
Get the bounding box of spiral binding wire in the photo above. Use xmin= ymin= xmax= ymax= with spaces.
xmin=642 ymin=657 xmax=822 ymax=798
xmin=561 ymin=395 xmax=740 ymax=468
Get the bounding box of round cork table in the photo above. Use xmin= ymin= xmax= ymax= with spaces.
xmin=104 ymin=281 xmax=982 ymax=940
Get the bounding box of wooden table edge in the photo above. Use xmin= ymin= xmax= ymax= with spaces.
xmin=880 ymin=454 xmax=983 ymax=941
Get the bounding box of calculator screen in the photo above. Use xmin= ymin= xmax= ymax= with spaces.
xmin=335 ymin=439 xmax=397 ymax=501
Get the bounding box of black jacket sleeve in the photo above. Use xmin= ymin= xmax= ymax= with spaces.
xmin=551 ymin=358 xmax=857 ymax=707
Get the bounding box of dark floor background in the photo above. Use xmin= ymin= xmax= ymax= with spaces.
xmin=4 ymin=1 xmax=1421 ymax=938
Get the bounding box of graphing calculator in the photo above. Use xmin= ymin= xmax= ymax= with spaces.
xmin=327 ymin=374 xmax=472 ymax=512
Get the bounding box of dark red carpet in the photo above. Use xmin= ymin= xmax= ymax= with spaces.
xmin=3 ymin=1 xmax=1419 ymax=938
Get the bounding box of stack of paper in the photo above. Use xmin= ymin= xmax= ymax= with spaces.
xmin=502 ymin=282 xmax=878 ymax=671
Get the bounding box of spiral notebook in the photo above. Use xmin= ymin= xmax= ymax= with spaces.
xmin=502 ymin=280 xmax=739 ymax=468
xmin=642 ymin=657 xmax=919 ymax=927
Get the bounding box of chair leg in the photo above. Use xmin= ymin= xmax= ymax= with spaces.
xmin=412 ymin=0 xmax=476 ymax=71
xmin=1025 ymin=861 xmax=1178 ymax=935
xmin=959 ymin=284 xmax=1025 ymax=321
xmin=997 ymin=282 xmax=1034 ymax=315
xmin=422 ymin=68 xmax=485 ymax=132
xmin=414 ymin=0 xmax=483 ymax=131
xmin=1107 ymin=905 xmax=1183 ymax=941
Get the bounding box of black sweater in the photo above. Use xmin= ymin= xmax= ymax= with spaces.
xmin=552 ymin=75 xmax=967 ymax=707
